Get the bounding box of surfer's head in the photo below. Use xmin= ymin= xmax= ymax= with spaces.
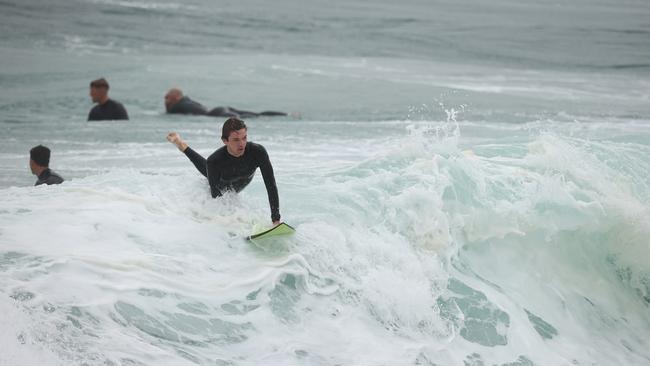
xmin=164 ymin=88 xmax=183 ymax=109
xmin=89 ymin=78 xmax=109 ymax=104
xmin=29 ymin=144 xmax=50 ymax=174
xmin=222 ymin=117 xmax=247 ymax=157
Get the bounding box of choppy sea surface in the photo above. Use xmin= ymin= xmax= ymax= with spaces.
xmin=1 ymin=0 xmax=649 ymax=365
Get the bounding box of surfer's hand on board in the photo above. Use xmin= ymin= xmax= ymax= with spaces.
xmin=273 ymin=220 xmax=280 ymax=226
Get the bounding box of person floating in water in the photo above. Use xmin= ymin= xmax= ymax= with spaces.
xmin=29 ymin=145 xmax=64 ymax=186
xmin=164 ymin=88 xmax=287 ymax=118
xmin=167 ymin=117 xmax=281 ymax=224
xmin=87 ymin=78 xmax=129 ymax=121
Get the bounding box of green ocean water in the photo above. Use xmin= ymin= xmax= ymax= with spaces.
xmin=1 ymin=0 xmax=649 ymax=365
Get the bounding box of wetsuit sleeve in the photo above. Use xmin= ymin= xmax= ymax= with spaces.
xmin=206 ymin=157 xmax=223 ymax=198
xmin=183 ymin=147 xmax=208 ymax=177
xmin=256 ymin=145 xmax=280 ymax=222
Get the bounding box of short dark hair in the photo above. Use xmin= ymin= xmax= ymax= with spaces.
xmin=30 ymin=145 xmax=51 ymax=167
xmin=221 ymin=117 xmax=247 ymax=140
xmin=90 ymin=78 xmax=109 ymax=89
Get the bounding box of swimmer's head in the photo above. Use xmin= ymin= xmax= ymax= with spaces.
xmin=164 ymin=88 xmax=183 ymax=109
xmin=29 ymin=145 xmax=50 ymax=174
xmin=90 ymin=78 xmax=109 ymax=89
xmin=89 ymin=78 xmax=110 ymax=104
xmin=222 ymin=118 xmax=248 ymax=157
xmin=221 ymin=117 xmax=247 ymax=141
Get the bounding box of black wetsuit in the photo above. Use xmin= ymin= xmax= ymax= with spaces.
xmin=88 ymin=99 xmax=129 ymax=121
xmin=166 ymin=96 xmax=209 ymax=115
xmin=183 ymin=142 xmax=280 ymax=222
xmin=167 ymin=96 xmax=286 ymax=118
xmin=35 ymin=169 xmax=64 ymax=186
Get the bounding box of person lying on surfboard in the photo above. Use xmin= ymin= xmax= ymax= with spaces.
xmin=167 ymin=117 xmax=281 ymax=225
xmin=164 ymin=88 xmax=287 ymax=118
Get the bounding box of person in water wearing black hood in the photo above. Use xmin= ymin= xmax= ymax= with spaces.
xmin=30 ymin=145 xmax=64 ymax=186
xmin=87 ymin=78 xmax=129 ymax=121
xmin=164 ymin=88 xmax=287 ymax=118
xmin=166 ymin=118 xmax=281 ymax=225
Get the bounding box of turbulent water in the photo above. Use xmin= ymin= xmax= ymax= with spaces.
xmin=1 ymin=0 xmax=649 ymax=365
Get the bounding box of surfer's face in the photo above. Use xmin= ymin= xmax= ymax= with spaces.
xmin=164 ymin=90 xmax=182 ymax=108
xmin=223 ymin=128 xmax=247 ymax=157
xmin=89 ymin=86 xmax=107 ymax=103
xmin=29 ymin=158 xmax=39 ymax=175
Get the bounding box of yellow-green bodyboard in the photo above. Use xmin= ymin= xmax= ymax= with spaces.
xmin=246 ymin=222 xmax=295 ymax=240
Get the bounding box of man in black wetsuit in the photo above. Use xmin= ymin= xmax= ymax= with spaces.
xmin=167 ymin=118 xmax=281 ymax=224
xmin=87 ymin=78 xmax=129 ymax=121
xmin=29 ymin=145 xmax=64 ymax=186
xmin=164 ymin=88 xmax=287 ymax=118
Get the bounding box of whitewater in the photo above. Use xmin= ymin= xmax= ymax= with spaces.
xmin=1 ymin=0 xmax=649 ymax=365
